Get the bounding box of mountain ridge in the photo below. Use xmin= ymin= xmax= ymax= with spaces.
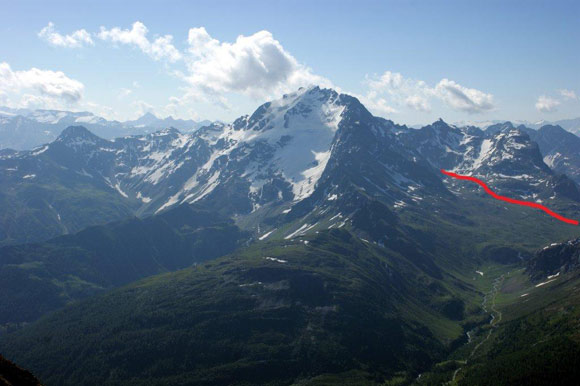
xmin=1 ymin=86 xmax=580 ymax=247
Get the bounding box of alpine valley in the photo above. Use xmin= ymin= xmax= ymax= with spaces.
xmin=1 ymin=87 xmax=580 ymax=385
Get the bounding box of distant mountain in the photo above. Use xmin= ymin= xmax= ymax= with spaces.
xmin=454 ymin=117 xmax=580 ymax=137
xmin=0 ymin=107 xmax=210 ymax=150
xmin=123 ymin=111 xmax=212 ymax=131
xmin=473 ymin=121 xmax=580 ymax=186
xmin=527 ymin=125 xmax=580 ymax=185
xmin=526 ymin=117 xmax=580 ymax=136
xmin=401 ymin=120 xmax=580 ymax=203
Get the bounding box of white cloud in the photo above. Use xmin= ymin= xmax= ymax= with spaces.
xmin=118 ymin=88 xmax=132 ymax=99
xmin=559 ymin=89 xmax=577 ymax=100
xmin=405 ymin=95 xmax=431 ymax=112
xmin=38 ymin=22 xmax=94 ymax=48
xmin=182 ymin=27 xmax=331 ymax=101
xmin=131 ymin=100 xmax=156 ymax=118
xmin=357 ymin=93 xmax=397 ymax=115
xmin=164 ymin=96 xmax=201 ymax=120
xmin=0 ymin=61 xmax=84 ymax=103
xmin=365 ymin=71 xmax=495 ymax=115
xmin=366 ymin=71 xmax=431 ymax=111
xmin=535 ymin=95 xmax=560 ymax=113
xmin=368 ymin=71 xmax=405 ymax=91
xmin=98 ymin=21 xmax=181 ymax=62
xmin=33 ymin=22 xmax=332 ymax=115
xmin=434 ymin=78 xmax=495 ymax=114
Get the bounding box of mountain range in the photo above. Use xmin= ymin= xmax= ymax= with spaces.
xmin=1 ymin=87 xmax=579 ymax=246
xmin=453 ymin=117 xmax=580 ymax=137
xmin=0 ymin=107 xmax=211 ymax=150
xmin=1 ymin=86 xmax=580 ymax=385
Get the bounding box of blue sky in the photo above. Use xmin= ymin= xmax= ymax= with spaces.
xmin=1 ymin=0 xmax=578 ymax=125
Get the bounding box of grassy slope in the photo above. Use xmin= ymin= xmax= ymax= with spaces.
xmin=1 ymin=229 xmax=482 ymax=386
xmin=0 ymin=204 xmax=248 ymax=328
xmin=415 ymin=265 xmax=580 ymax=385
xmin=456 ymin=268 xmax=580 ymax=385
xmin=2 ymin=187 xmax=580 ymax=385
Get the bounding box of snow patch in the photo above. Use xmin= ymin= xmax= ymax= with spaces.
xmin=263 ymin=256 xmax=287 ymax=264
xmin=136 ymin=191 xmax=152 ymax=203
xmin=259 ymin=230 xmax=275 ymax=240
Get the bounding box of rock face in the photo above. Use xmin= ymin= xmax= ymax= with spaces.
xmin=0 ymin=355 xmax=42 ymax=386
xmin=528 ymin=124 xmax=580 ymax=185
xmin=528 ymin=238 xmax=580 ymax=280
xmin=405 ymin=120 xmax=580 ymax=202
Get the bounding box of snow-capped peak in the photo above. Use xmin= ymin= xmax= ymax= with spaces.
xmin=152 ymin=86 xmax=350 ymax=212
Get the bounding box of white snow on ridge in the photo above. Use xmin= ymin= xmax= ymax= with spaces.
xmin=246 ymin=89 xmax=344 ymax=202
xmin=161 ymin=87 xmax=346 ymax=210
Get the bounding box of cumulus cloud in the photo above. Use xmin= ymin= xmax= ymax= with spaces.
xmin=559 ymin=89 xmax=577 ymax=100
xmin=434 ymin=79 xmax=494 ymax=114
xmin=535 ymin=95 xmax=560 ymax=113
xmin=182 ymin=27 xmax=331 ymax=100
xmin=0 ymin=61 xmax=84 ymax=103
xmin=98 ymin=21 xmax=181 ymax=62
xmin=38 ymin=22 xmax=94 ymax=48
xmin=365 ymin=70 xmax=495 ymax=115
xmin=35 ymin=22 xmax=333 ymax=113
xmin=359 ymin=94 xmax=398 ymax=115
xmin=365 ymin=71 xmax=431 ymax=113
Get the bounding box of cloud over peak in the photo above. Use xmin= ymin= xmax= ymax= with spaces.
xmin=183 ymin=28 xmax=330 ymax=99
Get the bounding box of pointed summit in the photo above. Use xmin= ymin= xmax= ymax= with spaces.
xmin=134 ymin=112 xmax=159 ymax=126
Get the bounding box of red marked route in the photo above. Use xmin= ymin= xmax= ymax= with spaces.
xmin=441 ymin=169 xmax=579 ymax=226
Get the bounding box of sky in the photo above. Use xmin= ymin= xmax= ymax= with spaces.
xmin=0 ymin=0 xmax=579 ymax=126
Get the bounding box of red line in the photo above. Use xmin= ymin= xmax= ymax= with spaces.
xmin=441 ymin=169 xmax=578 ymax=226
